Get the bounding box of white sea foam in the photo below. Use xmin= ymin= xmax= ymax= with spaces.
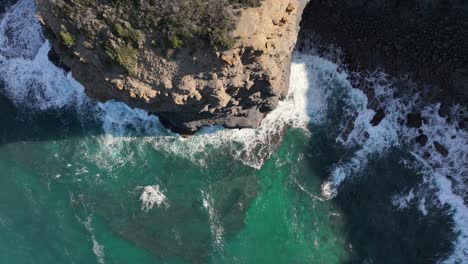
xmin=0 ymin=42 xmax=86 ymax=110
xmin=391 ymin=189 xmax=416 ymax=209
xmin=0 ymin=0 xmax=42 ymax=59
xmin=80 ymin=215 xmax=105 ymax=264
xmin=1 ymin=0 xmax=467 ymax=261
xmin=138 ymin=185 xmax=168 ymax=212
xmin=0 ymin=1 xmax=322 ymax=170
xmin=299 ymin=36 xmax=467 ymax=261
xmin=201 ymin=190 xmax=224 ymax=250
xmin=305 ymin=60 xmax=468 ymax=262
xmin=79 ymin=54 xmax=327 ymax=170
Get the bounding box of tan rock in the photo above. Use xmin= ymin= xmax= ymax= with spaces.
xmin=221 ymin=54 xmax=233 ymax=66
xmin=162 ymin=78 xmax=173 ymax=89
xmin=34 ymin=0 xmax=308 ymax=133
xmin=179 ymin=76 xmax=197 ymax=92
xmin=36 ymin=15 xmax=46 ymax=26
xmin=111 ymin=79 xmax=124 ymax=90
xmin=172 ymin=94 xmax=186 ymax=105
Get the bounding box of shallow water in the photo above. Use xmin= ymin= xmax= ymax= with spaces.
xmin=0 ymin=1 xmax=466 ymax=263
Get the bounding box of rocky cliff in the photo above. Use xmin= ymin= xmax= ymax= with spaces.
xmin=298 ymin=0 xmax=468 ymax=153
xmin=34 ymin=0 xmax=307 ymax=133
xmin=299 ymin=0 xmax=468 ymax=104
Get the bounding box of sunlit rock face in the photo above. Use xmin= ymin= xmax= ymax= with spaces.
xmin=35 ymin=0 xmax=307 ymax=133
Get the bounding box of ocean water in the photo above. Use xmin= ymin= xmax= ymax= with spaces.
xmin=0 ymin=1 xmax=467 ymax=263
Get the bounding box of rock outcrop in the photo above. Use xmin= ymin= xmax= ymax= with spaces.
xmin=35 ymin=0 xmax=307 ymax=133
xmin=299 ymin=0 xmax=468 ymax=104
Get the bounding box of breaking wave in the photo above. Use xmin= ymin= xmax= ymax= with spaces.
xmin=1 ymin=0 xmax=466 ymax=262
xmin=297 ymin=42 xmax=467 ymax=262
xmin=0 ymin=1 xmax=321 ymax=170
xmin=138 ymin=185 xmax=169 ymax=211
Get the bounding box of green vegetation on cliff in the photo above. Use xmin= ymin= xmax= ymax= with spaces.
xmin=104 ymin=41 xmax=138 ymax=76
xmin=65 ymin=0 xmax=261 ymax=50
xmin=59 ymin=30 xmax=74 ymax=48
xmin=52 ymin=0 xmax=263 ymax=72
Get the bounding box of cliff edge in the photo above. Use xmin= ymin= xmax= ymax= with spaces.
xmin=35 ymin=0 xmax=307 ymax=133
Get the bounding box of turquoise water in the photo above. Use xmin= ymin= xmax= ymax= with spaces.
xmin=0 ymin=106 xmax=351 ymax=263
xmin=1 ymin=1 xmax=467 ymax=263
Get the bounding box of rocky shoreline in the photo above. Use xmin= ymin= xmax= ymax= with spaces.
xmin=26 ymin=0 xmax=468 ymax=137
xmin=298 ymin=0 xmax=467 ymax=156
xmin=35 ymin=0 xmax=307 ymax=134
xmin=299 ymin=0 xmax=468 ymax=104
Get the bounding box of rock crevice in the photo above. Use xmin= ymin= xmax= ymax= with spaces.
xmin=35 ymin=0 xmax=307 ymax=133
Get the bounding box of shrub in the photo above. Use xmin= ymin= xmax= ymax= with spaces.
xmin=114 ymin=23 xmax=125 ymax=36
xmin=104 ymin=41 xmax=138 ymax=75
xmin=113 ymin=22 xmax=141 ymax=48
xmin=167 ymin=35 xmax=184 ymax=49
xmin=59 ymin=30 xmax=74 ymax=48
xmin=61 ymin=0 xmax=264 ymax=53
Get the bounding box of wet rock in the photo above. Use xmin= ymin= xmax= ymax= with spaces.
xmin=434 ymin=141 xmax=449 ymax=157
xmin=407 ymin=113 xmax=423 ymax=128
xmin=35 ymin=0 xmax=307 ymax=134
xmin=459 ymin=119 xmax=466 ymax=130
xmin=415 ymin=134 xmax=428 ymax=146
xmin=370 ymin=109 xmax=385 ymax=126
xmin=365 ymin=87 xmax=375 ymax=102
xmin=341 ymin=113 xmax=358 ymax=142
xmin=47 ymin=48 xmax=70 ymax=73
xmin=438 ymin=103 xmax=451 ymax=118
xmin=367 ymin=98 xmax=379 ymax=111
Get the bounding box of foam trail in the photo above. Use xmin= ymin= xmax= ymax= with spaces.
xmin=80 ymin=215 xmax=106 ymax=264
xmin=85 ymin=54 xmax=323 ymax=169
xmin=202 ymin=190 xmax=224 ymax=251
xmin=391 ymin=189 xmax=415 ymax=209
xmin=299 ymin=35 xmax=467 ymax=261
xmin=1 ymin=0 xmax=467 ymax=261
xmin=306 ymin=62 xmax=468 ymax=261
xmin=0 ymin=0 xmax=323 ymax=170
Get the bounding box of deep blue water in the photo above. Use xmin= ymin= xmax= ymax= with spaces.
xmin=0 ymin=1 xmax=467 ymax=263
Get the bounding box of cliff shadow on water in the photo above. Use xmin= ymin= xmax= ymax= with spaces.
xmin=289 ymin=54 xmax=457 ymax=263
xmin=0 ymin=0 xmax=17 ymax=14
xmin=0 ymin=88 xmax=90 ymax=146
xmin=297 ymin=0 xmax=467 ymax=263
xmin=0 ymin=0 xmax=466 ymax=263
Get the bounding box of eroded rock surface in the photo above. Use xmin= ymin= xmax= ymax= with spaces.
xmin=35 ymin=0 xmax=307 ymax=133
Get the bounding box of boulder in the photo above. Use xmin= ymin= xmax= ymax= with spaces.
xmin=415 ymin=134 xmax=428 ymax=146
xmin=407 ymin=113 xmax=423 ymax=128
xmin=434 ymin=141 xmax=449 ymax=157
xmin=370 ymin=109 xmax=385 ymax=126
